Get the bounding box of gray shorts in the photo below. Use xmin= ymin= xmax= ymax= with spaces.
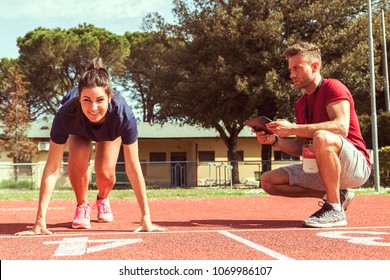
xmin=281 ymin=136 xmax=371 ymax=191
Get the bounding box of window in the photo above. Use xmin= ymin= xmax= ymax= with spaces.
xmin=227 ymin=151 xmax=244 ymax=161
xmin=198 ymin=151 xmax=215 ymax=162
xmin=274 ymin=151 xmax=300 ymax=161
xmin=150 ymin=152 xmax=167 ymax=162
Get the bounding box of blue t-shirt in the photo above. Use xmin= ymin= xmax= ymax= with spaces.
xmin=51 ymin=89 xmax=138 ymax=145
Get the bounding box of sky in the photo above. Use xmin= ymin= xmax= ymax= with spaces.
xmin=0 ymin=0 xmax=175 ymax=59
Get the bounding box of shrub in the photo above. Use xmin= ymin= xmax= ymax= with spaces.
xmin=359 ymin=112 xmax=390 ymax=149
xmin=0 ymin=180 xmax=34 ymax=189
xmin=379 ymin=146 xmax=390 ymax=188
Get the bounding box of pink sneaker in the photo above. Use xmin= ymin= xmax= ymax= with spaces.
xmin=96 ymin=198 xmax=114 ymax=223
xmin=72 ymin=204 xmax=91 ymax=229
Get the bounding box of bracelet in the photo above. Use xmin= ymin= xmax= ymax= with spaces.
xmin=271 ymin=134 xmax=278 ymax=146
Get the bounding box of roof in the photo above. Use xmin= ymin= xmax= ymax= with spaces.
xmin=26 ymin=121 xmax=255 ymax=139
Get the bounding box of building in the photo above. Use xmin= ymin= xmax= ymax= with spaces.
xmin=1 ymin=121 xmax=301 ymax=188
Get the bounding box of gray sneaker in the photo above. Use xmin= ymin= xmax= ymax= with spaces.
xmin=303 ymin=202 xmax=347 ymax=228
xmin=322 ymin=189 xmax=355 ymax=211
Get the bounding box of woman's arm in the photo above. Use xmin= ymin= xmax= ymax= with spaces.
xmin=15 ymin=140 xmax=65 ymax=235
xmin=123 ymin=140 xmax=166 ymax=232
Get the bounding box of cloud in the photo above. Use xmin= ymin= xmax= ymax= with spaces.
xmin=1 ymin=0 xmax=173 ymax=20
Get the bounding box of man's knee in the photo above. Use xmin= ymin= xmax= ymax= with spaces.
xmin=312 ymin=130 xmax=341 ymax=153
xmin=260 ymin=171 xmax=277 ymax=195
xmin=313 ymin=130 xmax=330 ymax=146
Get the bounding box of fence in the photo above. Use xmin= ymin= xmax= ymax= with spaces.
xmin=0 ymin=160 xmax=280 ymax=189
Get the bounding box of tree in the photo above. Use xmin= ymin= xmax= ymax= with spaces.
xmin=308 ymin=1 xmax=389 ymax=115
xmin=0 ymin=64 xmax=36 ymax=180
xmin=134 ymin=0 xmax=388 ymax=184
xmin=118 ymin=31 xmax=170 ymax=122
xmin=145 ymin=0 xmax=288 ymax=183
xmin=17 ymin=24 xmax=130 ymax=118
xmin=0 ymin=58 xmax=17 ymax=111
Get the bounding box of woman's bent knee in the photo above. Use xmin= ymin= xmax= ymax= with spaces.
xmin=95 ymin=172 xmax=116 ymax=189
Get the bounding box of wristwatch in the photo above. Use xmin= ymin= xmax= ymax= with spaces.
xmin=272 ymin=134 xmax=278 ymax=146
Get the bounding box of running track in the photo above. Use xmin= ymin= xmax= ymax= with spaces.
xmin=1 ymin=195 xmax=389 ymax=260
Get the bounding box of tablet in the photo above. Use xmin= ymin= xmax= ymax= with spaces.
xmin=244 ymin=116 xmax=273 ymax=134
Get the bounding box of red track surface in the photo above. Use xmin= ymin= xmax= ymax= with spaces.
xmin=1 ymin=195 xmax=389 ymax=260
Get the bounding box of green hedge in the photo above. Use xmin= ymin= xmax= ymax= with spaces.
xmin=379 ymin=146 xmax=390 ymax=188
xmin=359 ymin=113 xmax=390 ymax=188
xmin=359 ymin=112 xmax=390 ymax=149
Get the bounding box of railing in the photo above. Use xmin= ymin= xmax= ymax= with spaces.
xmin=0 ymin=160 xmax=298 ymax=189
xmin=207 ymin=163 xmax=233 ymax=188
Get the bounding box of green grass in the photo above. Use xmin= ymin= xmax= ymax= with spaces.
xmin=0 ymin=180 xmax=34 ymax=189
xmin=0 ymin=187 xmax=266 ymax=201
xmin=0 ymin=185 xmax=389 ymax=201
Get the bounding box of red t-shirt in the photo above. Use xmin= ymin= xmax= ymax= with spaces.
xmin=294 ymin=78 xmax=371 ymax=167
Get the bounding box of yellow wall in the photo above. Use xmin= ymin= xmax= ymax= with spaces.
xmin=138 ymin=137 xmax=269 ymax=186
xmin=26 ymin=137 xmax=300 ymax=188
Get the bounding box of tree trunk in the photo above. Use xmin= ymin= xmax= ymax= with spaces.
xmin=227 ymin=137 xmax=240 ymax=185
xmin=260 ymin=144 xmax=272 ymax=184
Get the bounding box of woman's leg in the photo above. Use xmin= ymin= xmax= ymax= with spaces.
xmin=93 ymin=137 xmax=122 ymax=223
xmin=94 ymin=137 xmax=122 ymax=199
xmin=68 ymin=135 xmax=92 ymax=205
xmin=67 ymin=135 xmax=92 ymax=228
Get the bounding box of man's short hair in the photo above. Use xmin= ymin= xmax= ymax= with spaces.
xmin=283 ymin=42 xmax=322 ymax=66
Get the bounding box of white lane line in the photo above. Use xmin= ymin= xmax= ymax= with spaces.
xmin=0 ymin=207 xmax=65 ymax=211
xmin=218 ymin=230 xmax=293 ymax=260
xmin=3 ymin=226 xmax=390 ymax=239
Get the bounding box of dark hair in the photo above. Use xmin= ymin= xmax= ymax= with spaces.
xmin=70 ymin=58 xmax=112 ymax=126
xmin=77 ymin=58 xmax=113 ymax=98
